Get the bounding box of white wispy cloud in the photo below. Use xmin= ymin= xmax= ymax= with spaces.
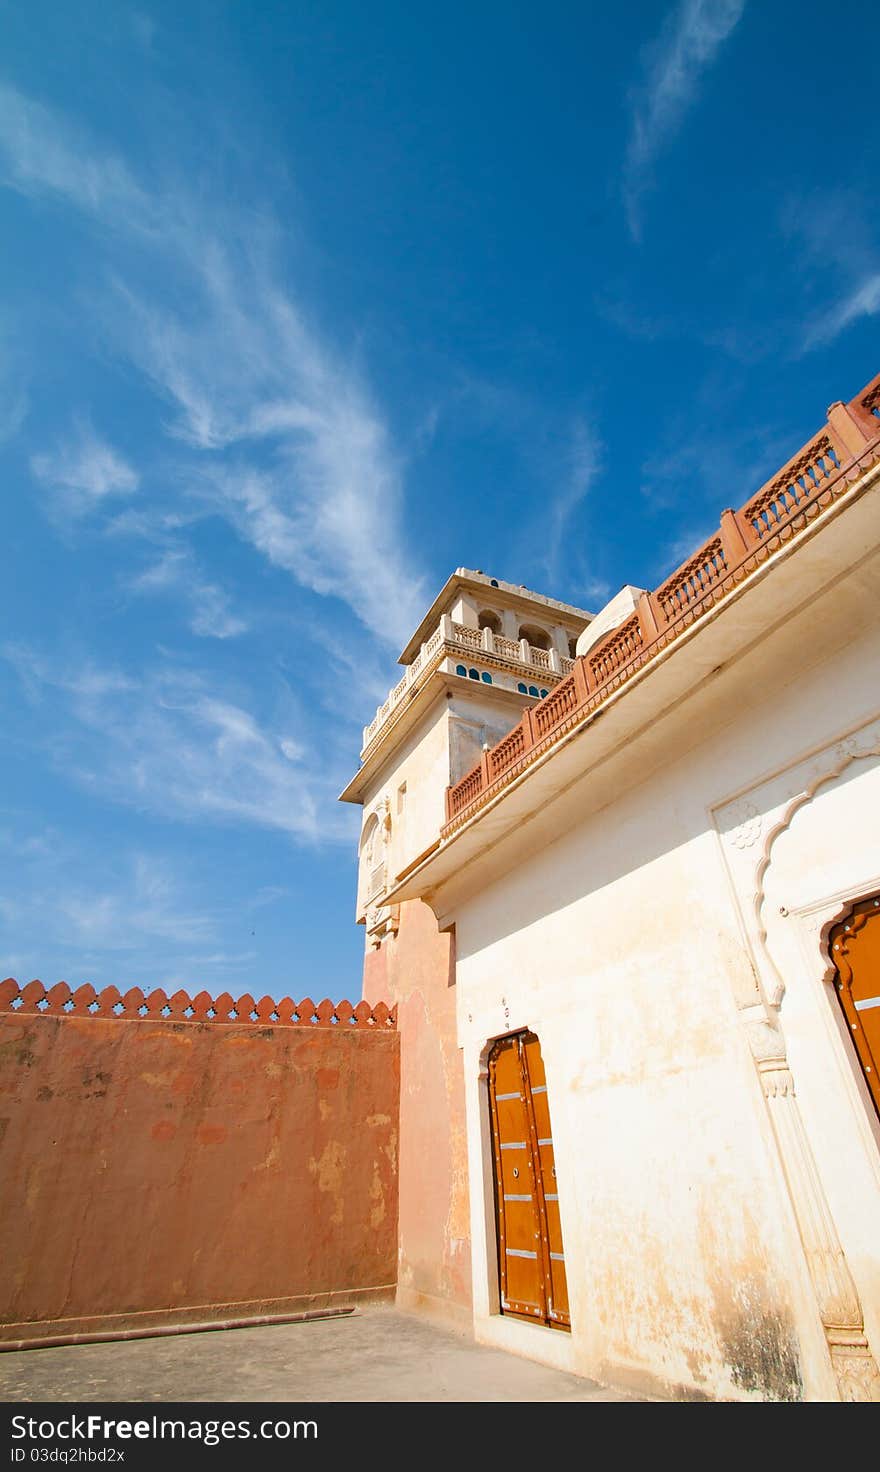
xmin=129 ymin=549 xmax=248 ymax=639
xmin=541 ymin=416 xmax=602 ymax=587
xmin=801 ymin=272 xmax=880 ymax=351
xmin=3 ymin=644 xmax=351 ymax=843
xmin=773 ymin=188 xmax=880 ymax=354
xmin=0 ymin=83 xmax=149 ymax=221
xmin=130 ymin=11 xmax=157 ymax=52
xmin=0 ymin=323 xmax=28 ymax=444
xmin=0 ymin=387 xmax=27 ymax=446
xmin=115 ymin=267 xmax=424 ymax=644
xmin=56 ymin=854 xmax=215 ymax=949
xmin=31 ymin=419 xmax=139 ymax=519
xmin=449 ymin=377 xmax=607 ymax=605
xmin=624 ymin=0 xmax=747 ymax=239
xmin=0 ymin=822 xmax=260 ymax=989
xmin=0 ymin=82 xmax=425 ymax=647
xmin=3 ymin=642 xmax=136 ymax=704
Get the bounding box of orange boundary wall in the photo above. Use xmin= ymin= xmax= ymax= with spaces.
xmin=0 ymin=981 xmax=399 ymax=1346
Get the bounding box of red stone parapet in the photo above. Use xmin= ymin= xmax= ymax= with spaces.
xmin=444 ymin=369 xmax=880 ymax=831
xmin=0 ymin=977 xmax=396 ymax=1028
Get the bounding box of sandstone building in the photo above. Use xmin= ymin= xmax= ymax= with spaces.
xmin=341 ymin=370 xmax=880 ymax=1401
xmin=3 ymin=370 xmax=879 ymax=1403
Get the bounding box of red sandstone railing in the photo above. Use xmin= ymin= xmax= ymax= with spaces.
xmin=0 ymin=977 xmax=396 ymax=1028
xmin=443 ymin=371 xmax=880 ymax=831
xmin=861 ymin=381 xmax=880 ymax=421
xmin=489 ymin=723 xmax=526 ymax=779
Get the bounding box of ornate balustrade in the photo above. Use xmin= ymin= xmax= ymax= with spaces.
xmin=450 ymin=765 xmax=484 ymax=811
xmin=863 ymin=391 xmax=879 ymax=423
xmin=360 ymin=615 xmax=571 ymax=754
xmin=452 ymin=623 xmax=482 ymax=651
xmin=743 ymin=435 xmax=840 ymax=543
xmin=489 ymin=723 xmax=526 ymax=779
xmin=0 ymin=977 xmax=396 ymax=1028
xmin=533 ymin=671 xmax=580 ymax=739
xmin=655 ymin=539 xmax=727 ymax=623
xmin=444 ymin=370 xmax=880 ymax=830
xmin=588 ymin=612 xmax=644 ymax=687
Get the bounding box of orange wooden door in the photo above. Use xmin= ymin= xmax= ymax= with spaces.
xmin=488 ymin=1031 xmax=570 ymax=1330
xmin=829 ymin=896 xmax=880 ymax=1122
xmin=522 ymin=1034 xmax=570 ymax=1327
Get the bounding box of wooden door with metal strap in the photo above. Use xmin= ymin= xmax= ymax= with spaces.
xmin=488 ymin=1030 xmax=570 ymax=1330
xmin=830 ymin=895 xmax=880 ymax=1122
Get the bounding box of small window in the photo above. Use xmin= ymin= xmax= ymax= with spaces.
xmin=469 ymin=668 xmax=480 ymax=680
xmin=528 ymin=685 xmax=539 ymax=697
xmin=539 ymin=688 xmax=548 ymax=698
xmin=478 ymin=610 xmax=502 ymax=634
xmin=456 ymin=664 xmax=467 ymax=677
xmin=481 ymin=671 xmax=492 ymax=684
xmin=568 ymin=638 xmax=577 ymax=659
xmin=517 ymin=682 xmax=527 ymax=694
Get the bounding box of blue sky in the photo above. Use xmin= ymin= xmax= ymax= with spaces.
xmin=1 ymin=1 xmax=877 ymax=1001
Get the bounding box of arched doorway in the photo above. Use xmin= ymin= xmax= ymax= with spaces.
xmin=829 ymin=895 xmax=880 ymax=1122
xmin=487 ymin=1030 xmax=570 ymax=1330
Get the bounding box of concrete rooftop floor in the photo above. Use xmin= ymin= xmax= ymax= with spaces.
xmin=0 ymin=1307 xmax=658 ymax=1403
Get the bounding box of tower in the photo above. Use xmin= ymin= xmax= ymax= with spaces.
xmin=340 ymin=568 xmax=591 ymax=1321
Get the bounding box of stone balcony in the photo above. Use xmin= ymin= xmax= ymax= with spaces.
xmin=361 ymin=615 xmax=576 ymax=759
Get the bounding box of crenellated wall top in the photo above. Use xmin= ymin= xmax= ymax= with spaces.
xmin=0 ymin=977 xmax=397 ymax=1029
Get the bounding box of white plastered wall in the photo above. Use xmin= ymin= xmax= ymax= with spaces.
xmin=357 ymin=684 xmax=528 ymax=917
xmin=358 ymin=697 xmax=450 ymax=918
xmin=715 ymin=723 xmax=880 ymax=1359
xmin=451 ymin=609 xmax=880 ymax=1400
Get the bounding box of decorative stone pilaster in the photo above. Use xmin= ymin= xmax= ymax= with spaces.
xmin=748 ymin=1021 xmax=880 ymax=1401
xmin=714 ymin=730 xmax=880 ymax=1401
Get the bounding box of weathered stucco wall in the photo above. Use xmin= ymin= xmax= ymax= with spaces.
xmin=0 ymin=995 xmax=399 ymax=1343
xmin=357 ymin=688 xmax=525 ymax=920
xmin=363 ymin=900 xmax=471 ymax=1323
xmin=449 ymin=545 xmax=880 ymax=1401
xmin=360 ymin=699 xmax=452 ymax=914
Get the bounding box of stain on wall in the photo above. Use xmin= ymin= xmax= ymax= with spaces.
xmin=0 ymin=995 xmax=399 ymax=1343
xmin=363 ymin=899 xmax=472 ymax=1322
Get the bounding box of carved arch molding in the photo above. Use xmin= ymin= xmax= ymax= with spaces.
xmin=714 ymin=717 xmax=880 ymax=1401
